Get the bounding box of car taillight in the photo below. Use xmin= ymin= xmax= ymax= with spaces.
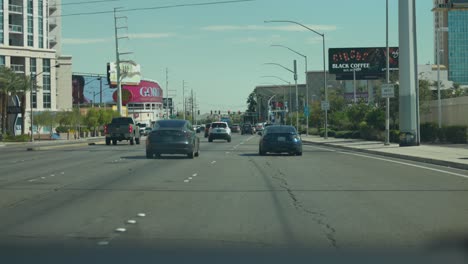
xmin=129 ymin=125 xmax=133 ymax=133
xmin=104 ymin=125 xmax=108 ymax=134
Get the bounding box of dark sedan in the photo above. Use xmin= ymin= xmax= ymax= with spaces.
xmin=146 ymin=120 xmax=200 ymax=159
xmin=230 ymin=124 xmax=240 ymax=133
xmin=259 ymin=125 xmax=302 ymax=156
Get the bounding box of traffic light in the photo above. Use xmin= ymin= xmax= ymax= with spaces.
xmin=218 ymin=110 xmax=221 ymax=115
xmin=197 ymin=110 xmax=200 ymax=115
xmin=238 ymin=110 xmax=241 ymax=115
xmin=210 ymin=110 xmax=213 ymax=115
xmin=228 ymin=110 xmax=231 ymax=115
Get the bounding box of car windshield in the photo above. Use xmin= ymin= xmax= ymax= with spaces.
xmin=3 ymin=1 xmax=466 ymax=260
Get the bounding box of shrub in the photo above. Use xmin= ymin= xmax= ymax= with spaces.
xmin=390 ymin=130 xmax=400 ymax=143
xmin=351 ymin=131 xmax=361 ymax=139
xmin=4 ymin=134 xmax=30 ymax=142
xmin=320 ymin=129 xmax=336 ymax=137
xmin=444 ymin=125 xmax=467 ymax=144
xmin=420 ymin=122 xmax=438 ymax=143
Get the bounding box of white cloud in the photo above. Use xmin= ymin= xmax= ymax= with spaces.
xmin=62 ymin=38 xmax=109 ymax=45
xmin=307 ymin=36 xmax=325 ymax=44
xmin=127 ymin=33 xmax=176 ymax=39
xmin=201 ymin=24 xmax=337 ymax=32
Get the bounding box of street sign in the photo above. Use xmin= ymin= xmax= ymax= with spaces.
xmin=381 ymin=84 xmax=395 ymax=98
xmin=304 ymin=106 xmax=309 ymax=117
xmin=321 ymin=101 xmax=330 ymax=111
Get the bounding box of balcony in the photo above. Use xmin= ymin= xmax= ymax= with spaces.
xmin=11 ymin=64 xmax=25 ymax=73
xmin=49 ymin=0 xmax=57 ymax=12
xmin=8 ymin=4 xmax=23 ymax=14
xmin=49 ymin=18 xmax=57 ymax=29
xmin=9 ymin=24 xmax=23 ymax=34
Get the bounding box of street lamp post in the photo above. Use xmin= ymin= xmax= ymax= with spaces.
xmin=265 ymin=20 xmax=328 ymax=139
xmin=264 ymin=62 xmax=299 ymax=130
xmin=270 ymin=44 xmax=309 ymax=135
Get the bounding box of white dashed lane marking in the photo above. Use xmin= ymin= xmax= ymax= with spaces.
xmin=115 ymin=228 xmax=126 ymax=233
xmin=192 ymin=173 xmax=197 ymax=177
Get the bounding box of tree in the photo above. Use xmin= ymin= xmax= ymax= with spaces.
xmin=12 ymin=73 xmax=34 ymax=135
xmin=346 ymin=102 xmax=371 ymax=130
xmin=85 ymin=108 xmax=100 ymax=135
xmin=0 ymin=67 xmax=20 ymax=134
xmin=246 ymin=91 xmax=257 ymax=113
xmin=33 ymin=111 xmax=54 ymax=140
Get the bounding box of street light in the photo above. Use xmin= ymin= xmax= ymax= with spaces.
xmin=264 ymin=62 xmax=299 ymax=130
xmin=271 ymin=44 xmax=309 ymax=135
xmin=30 ymin=64 xmax=60 ymax=142
xmin=265 ymin=20 xmax=328 ymax=139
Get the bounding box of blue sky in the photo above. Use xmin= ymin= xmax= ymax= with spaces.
xmin=62 ymin=0 xmax=434 ymax=113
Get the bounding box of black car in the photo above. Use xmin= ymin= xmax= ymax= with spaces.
xmin=241 ymin=124 xmax=254 ymax=135
xmin=146 ymin=120 xmax=200 ymax=159
xmin=259 ymin=125 xmax=302 ymax=156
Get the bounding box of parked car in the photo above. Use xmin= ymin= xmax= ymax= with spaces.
xmin=208 ymin=122 xmax=231 ymax=142
xmin=258 ymin=125 xmax=302 ymax=156
xmin=146 ymin=120 xmax=200 ymax=159
xmin=230 ymin=124 xmax=240 ymax=133
xmin=204 ymin=123 xmax=211 ymax=138
xmin=104 ymin=117 xmax=140 ymax=145
xmin=241 ymin=123 xmax=254 ymax=135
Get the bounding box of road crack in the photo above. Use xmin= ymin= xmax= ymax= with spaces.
xmin=271 ymin=166 xmax=338 ymax=249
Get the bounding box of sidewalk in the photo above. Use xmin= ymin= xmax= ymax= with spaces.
xmin=301 ymin=135 xmax=468 ymax=170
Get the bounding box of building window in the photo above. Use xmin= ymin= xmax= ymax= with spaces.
xmin=0 ymin=56 xmax=5 ymax=67
xmin=32 ymin=92 xmax=37 ymax=108
xmin=0 ymin=1 xmax=3 ymax=45
xmin=42 ymin=74 xmax=51 ymax=91
xmin=43 ymin=93 xmax=51 ymax=109
xmin=43 ymin=59 xmax=51 ymax=73
xmin=27 ymin=0 xmax=33 ymax=14
xmin=30 ymin=58 xmax=36 ymax=73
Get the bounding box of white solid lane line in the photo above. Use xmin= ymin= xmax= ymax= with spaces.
xmin=339 ymin=151 xmax=468 ymax=179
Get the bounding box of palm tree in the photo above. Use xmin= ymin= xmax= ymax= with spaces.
xmin=12 ymin=73 xmax=34 ymax=135
xmin=0 ymin=67 xmax=19 ymax=134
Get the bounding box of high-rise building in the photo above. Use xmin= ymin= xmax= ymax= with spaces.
xmin=433 ymin=0 xmax=468 ymax=85
xmin=433 ymin=0 xmax=449 ymax=67
xmin=0 ymin=0 xmax=72 ymax=135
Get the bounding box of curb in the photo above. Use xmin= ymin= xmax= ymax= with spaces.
xmin=303 ymin=140 xmax=468 ymax=171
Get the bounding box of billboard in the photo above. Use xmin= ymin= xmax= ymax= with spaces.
xmin=72 ymin=74 xmax=116 ymax=106
xmin=107 ymin=61 xmax=141 ymax=87
xmin=113 ymin=80 xmax=163 ymax=105
xmin=329 ymin=47 xmax=399 ymax=80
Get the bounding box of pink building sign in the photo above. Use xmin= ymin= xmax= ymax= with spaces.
xmin=113 ymin=80 xmax=163 ymax=105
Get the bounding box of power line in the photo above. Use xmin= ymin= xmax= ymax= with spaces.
xmin=58 ymin=0 xmax=121 ymax=6
xmin=57 ymin=0 xmax=255 ymax=17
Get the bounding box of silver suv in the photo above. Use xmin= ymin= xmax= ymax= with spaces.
xmin=208 ymin=122 xmax=231 ymax=142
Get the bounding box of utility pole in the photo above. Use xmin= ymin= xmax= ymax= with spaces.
xmin=182 ymin=80 xmax=186 ymax=120
xmin=165 ymin=68 xmax=169 ymax=119
xmin=385 ymin=0 xmax=390 ymax=146
xmin=353 ymin=68 xmax=357 ymax=103
xmin=191 ymin=89 xmax=194 ymax=125
xmin=113 ymin=8 xmax=132 ymax=116
xmin=293 ymin=60 xmax=299 ymax=131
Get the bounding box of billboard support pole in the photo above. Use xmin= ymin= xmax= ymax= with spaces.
xmin=353 ymin=68 xmax=357 ymax=104
xmin=385 ymin=0 xmax=391 ymax=146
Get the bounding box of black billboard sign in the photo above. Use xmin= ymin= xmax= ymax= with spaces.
xmin=329 ymin=47 xmax=399 ymax=80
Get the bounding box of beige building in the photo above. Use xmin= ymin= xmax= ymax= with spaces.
xmin=0 ymin=0 xmax=72 ymax=135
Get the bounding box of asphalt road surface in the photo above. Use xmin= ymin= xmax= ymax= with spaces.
xmin=1 ymin=133 xmax=468 ymax=262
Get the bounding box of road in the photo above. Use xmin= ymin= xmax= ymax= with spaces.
xmin=1 ymin=133 xmax=468 ymax=260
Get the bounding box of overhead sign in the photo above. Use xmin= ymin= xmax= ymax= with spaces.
xmin=381 ymin=84 xmax=395 ymax=98
xmin=329 ymin=47 xmax=399 ymax=80
xmin=108 ymin=61 xmax=141 ymax=87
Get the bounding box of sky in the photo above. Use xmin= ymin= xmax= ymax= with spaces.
xmin=61 ymin=0 xmax=434 ymax=113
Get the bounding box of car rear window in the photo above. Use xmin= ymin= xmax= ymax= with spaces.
xmin=265 ymin=126 xmax=296 ymax=134
xmin=154 ymin=120 xmax=186 ymax=128
xmin=211 ymin=123 xmax=227 ymax=128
